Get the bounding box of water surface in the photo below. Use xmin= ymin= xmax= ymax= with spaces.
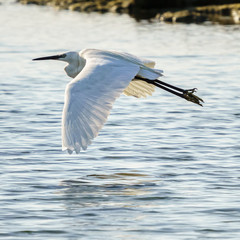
xmin=0 ymin=2 xmax=240 ymax=239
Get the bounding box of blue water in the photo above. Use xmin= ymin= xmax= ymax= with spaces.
xmin=0 ymin=2 xmax=240 ymax=239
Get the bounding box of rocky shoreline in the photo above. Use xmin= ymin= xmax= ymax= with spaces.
xmin=17 ymin=0 xmax=240 ymax=24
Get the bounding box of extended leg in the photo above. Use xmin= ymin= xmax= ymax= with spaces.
xmin=135 ymin=76 xmax=204 ymax=106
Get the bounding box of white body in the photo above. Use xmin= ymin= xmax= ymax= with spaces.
xmin=60 ymin=49 xmax=163 ymax=153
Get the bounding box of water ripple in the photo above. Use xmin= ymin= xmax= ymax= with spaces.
xmin=0 ymin=2 xmax=240 ymax=240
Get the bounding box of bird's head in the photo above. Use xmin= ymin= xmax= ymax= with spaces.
xmin=33 ymin=51 xmax=85 ymax=78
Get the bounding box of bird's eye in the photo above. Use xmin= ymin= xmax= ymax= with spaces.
xmin=61 ymin=54 xmax=66 ymax=58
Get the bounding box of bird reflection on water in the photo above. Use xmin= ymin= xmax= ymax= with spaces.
xmin=59 ymin=172 xmax=160 ymax=210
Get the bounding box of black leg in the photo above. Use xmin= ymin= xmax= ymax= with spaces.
xmin=135 ymin=76 xmax=204 ymax=106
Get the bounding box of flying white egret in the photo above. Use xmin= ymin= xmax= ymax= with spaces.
xmin=33 ymin=48 xmax=203 ymax=154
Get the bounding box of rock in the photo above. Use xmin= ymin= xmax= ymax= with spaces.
xmin=18 ymin=0 xmax=44 ymax=5
xmin=155 ymin=3 xmax=240 ymax=24
xmin=17 ymin=0 xmax=240 ymax=24
xmin=69 ymin=2 xmax=98 ymax=12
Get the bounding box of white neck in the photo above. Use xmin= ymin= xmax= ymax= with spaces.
xmin=64 ymin=55 xmax=86 ymax=78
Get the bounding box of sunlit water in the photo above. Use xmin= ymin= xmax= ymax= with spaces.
xmin=0 ymin=2 xmax=240 ymax=239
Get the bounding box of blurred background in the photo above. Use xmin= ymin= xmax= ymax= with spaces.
xmin=0 ymin=0 xmax=240 ymax=239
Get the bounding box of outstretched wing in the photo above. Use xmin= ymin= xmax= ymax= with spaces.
xmin=62 ymin=53 xmax=140 ymax=154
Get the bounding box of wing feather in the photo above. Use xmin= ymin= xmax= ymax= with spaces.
xmin=123 ymin=80 xmax=155 ymax=98
xmin=62 ymin=55 xmax=140 ymax=153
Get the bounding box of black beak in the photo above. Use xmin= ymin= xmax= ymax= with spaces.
xmin=32 ymin=54 xmax=64 ymax=61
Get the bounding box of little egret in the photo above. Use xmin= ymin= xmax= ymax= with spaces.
xmin=33 ymin=48 xmax=203 ymax=154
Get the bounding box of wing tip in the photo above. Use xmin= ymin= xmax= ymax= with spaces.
xmin=62 ymin=144 xmax=89 ymax=154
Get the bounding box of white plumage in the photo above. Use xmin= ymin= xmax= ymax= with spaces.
xmin=34 ymin=49 xmax=202 ymax=154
